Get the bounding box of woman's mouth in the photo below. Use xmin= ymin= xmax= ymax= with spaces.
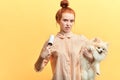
xmin=65 ymin=27 xmax=70 ymax=30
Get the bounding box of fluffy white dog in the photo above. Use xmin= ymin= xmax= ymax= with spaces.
xmin=80 ymin=38 xmax=108 ymax=80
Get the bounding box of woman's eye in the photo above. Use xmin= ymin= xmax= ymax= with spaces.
xmin=63 ymin=19 xmax=68 ymax=22
xmin=70 ymin=20 xmax=74 ymax=23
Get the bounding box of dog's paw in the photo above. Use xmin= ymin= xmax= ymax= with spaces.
xmin=96 ymin=72 xmax=100 ymax=75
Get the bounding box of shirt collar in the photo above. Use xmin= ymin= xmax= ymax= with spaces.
xmin=56 ymin=31 xmax=73 ymax=39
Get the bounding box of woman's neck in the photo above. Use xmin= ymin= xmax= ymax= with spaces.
xmin=60 ymin=30 xmax=72 ymax=34
xmin=59 ymin=30 xmax=73 ymax=36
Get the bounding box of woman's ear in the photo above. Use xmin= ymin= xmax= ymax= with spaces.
xmin=57 ymin=20 xmax=61 ymax=24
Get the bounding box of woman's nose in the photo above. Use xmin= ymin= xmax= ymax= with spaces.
xmin=66 ymin=21 xmax=71 ymax=26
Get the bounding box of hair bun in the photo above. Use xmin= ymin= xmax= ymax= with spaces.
xmin=60 ymin=0 xmax=69 ymax=8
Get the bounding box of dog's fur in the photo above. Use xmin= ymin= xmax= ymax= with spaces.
xmin=80 ymin=38 xmax=108 ymax=80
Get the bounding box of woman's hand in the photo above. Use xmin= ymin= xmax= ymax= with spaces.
xmin=40 ymin=45 xmax=52 ymax=59
xmin=82 ymin=47 xmax=94 ymax=63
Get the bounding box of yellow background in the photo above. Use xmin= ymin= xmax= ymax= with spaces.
xmin=0 ymin=0 xmax=120 ymax=80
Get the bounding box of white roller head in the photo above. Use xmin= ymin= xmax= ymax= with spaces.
xmin=48 ymin=35 xmax=54 ymax=46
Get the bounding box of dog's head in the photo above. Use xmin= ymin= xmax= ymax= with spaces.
xmin=91 ymin=38 xmax=108 ymax=61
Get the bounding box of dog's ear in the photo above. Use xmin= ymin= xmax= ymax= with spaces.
xmin=106 ymin=42 xmax=109 ymax=47
xmin=105 ymin=42 xmax=109 ymax=49
xmin=92 ymin=37 xmax=101 ymax=43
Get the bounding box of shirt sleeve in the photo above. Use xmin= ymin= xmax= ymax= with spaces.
xmin=34 ymin=41 xmax=53 ymax=72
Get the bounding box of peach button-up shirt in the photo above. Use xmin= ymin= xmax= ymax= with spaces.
xmin=35 ymin=32 xmax=89 ymax=80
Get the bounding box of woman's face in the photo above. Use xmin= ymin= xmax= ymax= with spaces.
xmin=58 ymin=12 xmax=75 ymax=33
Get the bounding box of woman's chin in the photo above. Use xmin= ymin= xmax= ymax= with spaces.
xmin=64 ymin=30 xmax=71 ymax=33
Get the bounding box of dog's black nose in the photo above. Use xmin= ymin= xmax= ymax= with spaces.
xmin=99 ymin=51 xmax=103 ymax=54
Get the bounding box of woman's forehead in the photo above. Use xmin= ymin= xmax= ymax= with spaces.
xmin=61 ymin=13 xmax=74 ymax=19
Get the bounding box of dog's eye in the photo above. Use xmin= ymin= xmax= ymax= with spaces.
xmin=97 ymin=47 xmax=100 ymax=49
xmin=103 ymin=48 xmax=105 ymax=50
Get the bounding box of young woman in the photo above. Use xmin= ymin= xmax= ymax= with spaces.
xmin=34 ymin=0 xmax=93 ymax=80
